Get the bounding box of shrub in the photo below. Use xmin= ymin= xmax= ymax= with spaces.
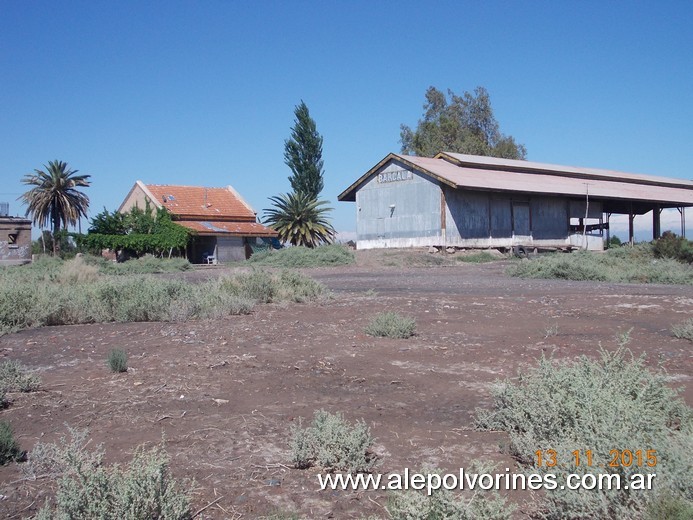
xmin=476 ymin=345 xmax=692 ymax=518
xmin=248 ymin=244 xmax=354 ymax=267
xmin=608 ymin=235 xmax=622 ymax=248
xmin=222 ymin=270 xmax=276 ymax=303
xmin=365 ymin=312 xmax=416 ymax=339
xmin=455 ymin=252 xmax=499 ymax=263
xmin=96 ymin=256 xmax=192 ymax=275
xmin=33 ymin=433 xmax=192 ymax=520
xmin=23 ymin=426 xmax=94 ymax=479
xmin=107 ymin=349 xmax=128 ymax=373
xmin=220 ymin=269 xmax=327 ymax=305
xmin=507 ymin=246 xmax=693 ymax=284
xmin=0 ymin=360 xmax=41 ymax=393
xmin=646 ymin=492 xmax=693 ymax=520
xmin=258 ymin=512 xmax=302 ymax=520
xmin=0 ymin=360 xmax=40 ymax=407
xmin=290 ymin=410 xmax=376 ymax=473
xmin=0 ymin=420 xmax=22 ymax=465
xmin=672 ymin=318 xmax=693 ymax=342
xmin=386 ymin=464 xmax=514 ymax=520
xmin=59 ymin=256 xmax=101 ymax=283
xmin=0 ymin=263 xmax=325 ymax=335
xmin=275 ymin=270 xmax=327 ymax=303
xmin=652 ymin=231 xmax=693 ymax=263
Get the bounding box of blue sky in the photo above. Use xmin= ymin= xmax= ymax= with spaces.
xmin=1 ymin=0 xmax=692 ymax=240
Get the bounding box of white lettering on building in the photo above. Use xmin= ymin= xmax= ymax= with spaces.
xmin=377 ymin=169 xmax=413 ymax=183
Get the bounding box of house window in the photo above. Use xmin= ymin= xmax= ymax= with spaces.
xmin=8 ymin=233 xmax=18 ymax=245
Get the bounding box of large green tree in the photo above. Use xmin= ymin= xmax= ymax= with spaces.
xmin=400 ymin=86 xmax=527 ymax=159
xmin=19 ymin=160 xmax=91 ymax=255
xmin=263 ymin=192 xmax=335 ymax=248
xmin=284 ymin=101 xmax=325 ymax=199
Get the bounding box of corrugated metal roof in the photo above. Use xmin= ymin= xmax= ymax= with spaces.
xmin=338 ymin=153 xmax=693 ymax=209
xmin=144 ymin=184 xmax=257 ymax=220
xmin=178 ymin=220 xmax=278 ymax=237
xmin=437 ymin=152 xmax=693 ymax=189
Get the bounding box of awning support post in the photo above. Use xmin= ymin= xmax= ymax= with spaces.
xmin=652 ymin=205 xmax=661 ymax=240
xmin=678 ymin=207 xmax=686 ymax=238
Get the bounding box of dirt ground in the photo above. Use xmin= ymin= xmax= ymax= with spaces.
xmin=1 ymin=250 xmax=692 ymax=519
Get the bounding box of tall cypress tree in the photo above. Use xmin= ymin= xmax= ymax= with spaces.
xmin=284 ymin=101 xmax=324 ymax=199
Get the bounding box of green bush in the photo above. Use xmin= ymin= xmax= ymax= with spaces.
xmin=476 ymin=345 xmax=692 ymax=519
xmin=608 ymin=235 xmax=623 ymax=248
xmin=365 ymin=312 xmax=416 ymax=339
xmin=34 ymin=435 xmax=192 ymax=520
xmin=507 ymin=246 xmax=693 ymax=284
xmin=652 ymin=232 xmax=693 ymax=263
xmin=0 ymin=420 xmax=22 ymax=465
xmin=248 ymin=244 xmax=354 ymax=267
xmin=290 ymin=410 xmax=376 ymax=473
xmin=672 ymin=318 xmax=693 ymax=342
xmin=107 ymin=349 xmax=128 ymax=373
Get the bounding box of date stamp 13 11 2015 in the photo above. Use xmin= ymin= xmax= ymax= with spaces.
xmin=535 ymin=449 xmax=657 ymax=468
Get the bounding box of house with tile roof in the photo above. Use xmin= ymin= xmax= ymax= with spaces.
xmin=119 ymin=181 xmax=277 ymax=263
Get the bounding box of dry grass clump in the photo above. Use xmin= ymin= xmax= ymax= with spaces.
xmin=107 ymin=349 xmax=128 ymax=373
xmin=365 ymin=312 xmax=416 ymax=339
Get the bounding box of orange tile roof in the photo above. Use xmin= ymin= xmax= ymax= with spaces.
xmin=144 ymin=184 xmax=256 ymax=220
xmin=178 ymin=220 xmax=278 ymax=237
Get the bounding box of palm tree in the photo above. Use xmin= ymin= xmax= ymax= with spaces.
xmin=263 ymin=191 xmax=336 ymax=248
xmin=19 ymin=160 xmax=91 ymax=255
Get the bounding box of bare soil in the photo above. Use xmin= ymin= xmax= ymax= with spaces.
xmin=1 ymin=250 xmax=691 ymax=519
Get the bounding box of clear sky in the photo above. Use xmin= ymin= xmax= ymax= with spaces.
xmin=1 ymin=0 xmax=691 ymax=240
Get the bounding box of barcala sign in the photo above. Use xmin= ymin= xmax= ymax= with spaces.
xmin=377 ymin=169 xmax=413 ymax=183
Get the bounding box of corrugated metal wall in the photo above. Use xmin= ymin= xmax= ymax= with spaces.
xmin=355 ymin=161 xmax=442 ymax=248
xmin=354 ymin=159 xmax=605 ymax=250
xmin=445 ymin=189 xmax=489 ymax=239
